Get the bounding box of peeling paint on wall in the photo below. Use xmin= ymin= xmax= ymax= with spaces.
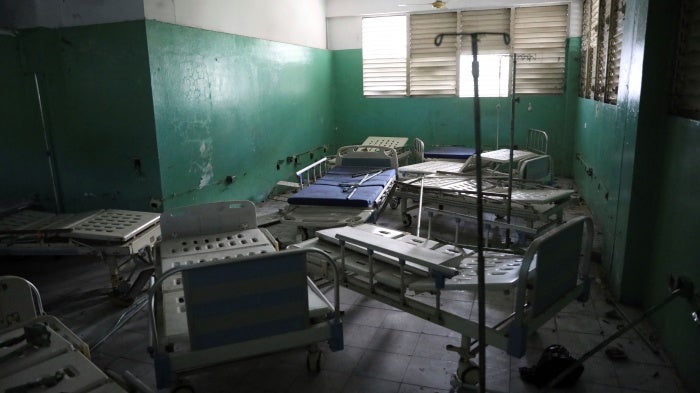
xmin=198 ymin=162 xmax=213 ymax=189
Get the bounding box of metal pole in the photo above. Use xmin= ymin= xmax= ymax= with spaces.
xmin=436 ymin=31 xmax=510 ymax=393
xmin=504 ymin=55 xmax=518 ymax=247
xmin=468 ymin=34 xmax=487 ymax=393
xmin=33 ymin=73 xmax=63 ymax=213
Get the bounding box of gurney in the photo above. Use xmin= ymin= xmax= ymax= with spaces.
xmin=280 ymin=144 xmax=399 ymax=239
xmin=289 ymin=215 xmax=593 ymax=386
xmin=394 ymin=174 xmax=574 ymax=237
xmin=149 ymin=201 xmax=343 ymax=390
xmin=0 ymin=275 xmax=139 ymax=393
xmin=0 ymin=208 xmax=161 ymax=304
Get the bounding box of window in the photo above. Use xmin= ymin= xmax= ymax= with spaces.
xmin=361 ymin=5 xmax=568 ymax=97
xmin=512 ymin=5 xmax=568 ymax=95
xmin=671 ymin=0 xmax=700 ymax=120
xmin=580 ymin=0 xmax=625 ymax=104
xmin=409 ymin=13 xmax=458 ymax=96
xmin=459 ymin=8 xmax=511 ymax=97
xmin=362 ymin=16 xmax=407 ymax=96
xmin=460 ymin=55 xmax=510 ymax=97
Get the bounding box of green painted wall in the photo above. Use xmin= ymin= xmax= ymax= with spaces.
xmin=0 ymin=34 xmax=56 ymax=209
xmin=573 ymin=0 xmax=700 ymax=390
xmin=331 ymin=44 xmax=579 ymax=177
xmin=648 ymin=116 xmax=700 ymax=390
xmin=145 ymin=21 xmax=333 ymax=209
xmin=1 ymin=22 xmax=161 ymax=212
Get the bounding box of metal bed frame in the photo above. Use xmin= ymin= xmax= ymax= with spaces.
xmin=280 ymin=144 xmax=399 ymax=239
xmin=149 ymin=201 xmax=343 ymax=391
xmin=0 ymin=208 xmax=161 ymax=304
xmin=394 ymin=174 xmax=575 ymax=238
xmin=0 ymin=275 xmax=133 ymax=393
xmin=289 ymin=215 xmax=593 ymax=386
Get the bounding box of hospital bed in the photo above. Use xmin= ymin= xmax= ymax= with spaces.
xmin=148 ymin=201 xmax=343 ymax=391
xmin=0 ymin=275 xmax=136 ymax=392
xmin=289 ymin=215 xmax=593 ymax=386
xmin=362 ymin=136 xmax=411 ymax=164
xmin=394 ymin=174 xmax=574 ymax=237
xmin=400 ymin=129 xmax=552 ymax=182
xmin=414 ymin=138 xmax=475 ymax=162
xmin=280 ymin=144 xmax=399 ymax=239
xmin=464 ymin=128 xmax=553 ymax=183
xmin=0 ymin=208 xmax=161 ymax=305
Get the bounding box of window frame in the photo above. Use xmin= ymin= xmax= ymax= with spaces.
xmin=361 ymin=5 xmax=570 ymax=98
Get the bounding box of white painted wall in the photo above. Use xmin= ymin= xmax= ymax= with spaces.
xmin=326 ymin=0 xmax=582 ymax=50
xmin=0 ymin=0 xmax=144 ymax=29
xmin=0 ymin=0 xmax=327 ymax=49
xmin=144 ymin=0 xmax=327 ymax=49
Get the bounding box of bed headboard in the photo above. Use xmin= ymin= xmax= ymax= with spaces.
xmin=335 ymin=145 xmax=399 ymax=170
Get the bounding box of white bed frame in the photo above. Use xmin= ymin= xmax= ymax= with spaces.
xmin=290 ymin=215 xmax=593 ymax=386
xmin=149 ymin=201 xmax=343 ymax=390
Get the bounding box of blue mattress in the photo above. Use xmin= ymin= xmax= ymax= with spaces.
xmin=288 ymin=167 xmax=396 ymax=207
xmin=424 ymin=146 xmax=475 ymax=160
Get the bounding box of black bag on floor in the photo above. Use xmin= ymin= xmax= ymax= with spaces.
xmin=519 ymin=344 xmax=584 ymax=388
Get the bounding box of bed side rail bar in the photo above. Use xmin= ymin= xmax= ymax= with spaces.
xmin=295 ymin=157 xmax=330 ymax=189
xmin=526 ymin=128 xmax=549 ymax=155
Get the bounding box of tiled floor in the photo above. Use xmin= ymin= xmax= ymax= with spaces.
xmin=1 ymin=195 xmax=692 ymax=393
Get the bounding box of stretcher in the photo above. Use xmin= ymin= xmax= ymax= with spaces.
xmin=0 ymin=208 xmax=161 ymax=304
xmin=289 ymin=215 xmax=593 ymax=386
xmin=281 ymin=145 xmax=399 ymax=239
xmin=394 ymin=174 xmax=574 ymax=237
xmin=0 ymin=276 xmax=134 ymax=393
xmin=149 ymin=201 xmax=343 ymax=391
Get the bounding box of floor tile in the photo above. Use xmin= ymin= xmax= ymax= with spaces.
xmin=354 ymin=349 xmax=412 ymax=382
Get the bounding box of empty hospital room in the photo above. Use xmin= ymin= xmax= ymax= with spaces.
xmin=1 ymin=0 xmax=699 ymax=392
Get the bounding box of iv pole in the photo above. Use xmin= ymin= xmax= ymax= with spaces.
xmin=435 ymin=31 xmax=511 ymax=393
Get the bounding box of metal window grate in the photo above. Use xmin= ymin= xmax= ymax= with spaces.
xmin=671 ymin=0 xmax=700 ymax=120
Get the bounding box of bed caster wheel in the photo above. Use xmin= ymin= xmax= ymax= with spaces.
xmin=402 ymin=214 xmax=412 ymax=227
xmin=458 ymin=366 xmax=480 ymax=385
xmin=307 ymin=350 xmax=322 ymax=372
xmin=389 ymin=197 xmax=399 ymax=209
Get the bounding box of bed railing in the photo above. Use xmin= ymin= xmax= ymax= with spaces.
xmin=295 ymin=156 xmax=331 ymax=189
xmin=526 ymin=128 xmax=549 ymax=154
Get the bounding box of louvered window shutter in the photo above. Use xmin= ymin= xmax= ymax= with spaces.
xmin=512 ymin=5 xmax=568 ymax=94
xmin=594 ymin=0 xmax=611 ymax=101
xmin=580 ymin=0 xmax=591 ymax=97
xmin=460 ymin=9 xmax=511 ymax=54
xmin=409 ymin=13 xmax=458 ymax=96
xmin=362 ymin=16 xmax=408 ymax=96
xmin=604 ymin=0 xmax=625 ymax=104
xmin=459 ymin=9 xmax=511 ymax=97
xmin=671 ymin=0 xmax=700 ymax=120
